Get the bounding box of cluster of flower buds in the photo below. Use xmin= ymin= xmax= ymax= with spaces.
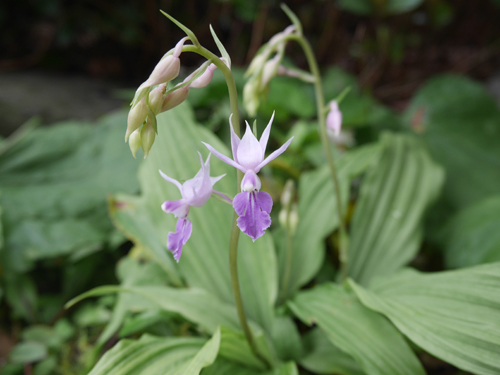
xmin=278 ymin=179 xmax=298 ymax=235
xmin=125 ymin=39 xmax=224 ymax=158
xmin=243 ymin=26 xmax=297 ymax=117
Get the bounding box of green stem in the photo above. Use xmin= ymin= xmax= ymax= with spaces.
xmin=183 ymin=44 xmax=271 ymax=369
xmin=291 ymin=35 xmax=349 ymax=281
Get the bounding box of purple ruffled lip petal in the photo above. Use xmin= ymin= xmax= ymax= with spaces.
xmin=167 ymin=218 xmax=193 ymax=262
xmin=233 ymin=191 xmax=273 ymax=241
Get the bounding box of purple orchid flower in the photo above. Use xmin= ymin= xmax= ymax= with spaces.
xmin=160 ymin=152 xmax=225 ymax=261
xmin=203 ymin=113 xmax=293 ymax=241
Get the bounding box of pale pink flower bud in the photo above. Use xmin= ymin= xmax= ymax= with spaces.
xmin=189 ymin=64 xmax=217 ymax=89
xmin=326 ymin=100 xmax=342 ymax=136
xmin=125 ymin=99 xmax=148 ymax=141
xmin=162 ymin=85 xmax=190 ymax=112
xmin=261 ymin=53 xmax=281 ymax=88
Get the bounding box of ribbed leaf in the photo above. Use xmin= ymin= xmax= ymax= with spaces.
xmin=278 ymin=143 xmax=381 ymax=298
xmin=350 ymin=263 xmax=500 ymax=375
xmin=110 ymin=103 xmax=277 ymax=333
xmin=300 ymin=328 xmax=364 ymax=375
xmin=89 ymin=328 xmax=220 ymax=375
xmin=442 ymin=194 xmax=500 ymax=268
xmin=66 ymin=285 xmax=241 ymax=334
xmin=289 ymin=283 xmax=425 ymax=375
xmin=347 ymin=133 xmax=443 ymax=286
xmin=202 ymin=358 xmax=298 ymax=375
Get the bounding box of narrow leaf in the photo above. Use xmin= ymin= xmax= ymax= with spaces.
xmin=280 ymin=4 xmax=302 ymax=35
xmin=209 ymin=25 xmax=231 ymax=66
xmin=160 ymin=10 xmax=200 ymax=47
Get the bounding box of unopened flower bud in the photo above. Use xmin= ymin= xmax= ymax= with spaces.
xmin=139 ymin=38 xmax=186 ymax=90
xmin=162 ymin=85 xmax=190 ymax=112
xmin=149 ymin=84 xmax=166 ymax=114
xmin=126 ymin=99 xmax=148 ymax=141
xmin=189 ymin=64 xmax=217 ymax=89
xmin=261 ymin=53 xmax=281 ymax=89
xmin=243 ymin=77 xmax=260 ymax=117
xmin=279 ymin=209 xmax=288 ymax=230
xmin=141 ymin=121 xmax=156 ymax=158
xmin=326 ymin=100 xmax=342 ymax=136
xmin=280 ymin=179 xmax=295 ymax=209
xmin=128 ymin=128 xmax=142 ymax=158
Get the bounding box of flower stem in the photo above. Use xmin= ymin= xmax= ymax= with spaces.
xmin=184 ymin=44 xmax=271 ymax=369
xmin=291 ymin=35 xmax=349 ymax=281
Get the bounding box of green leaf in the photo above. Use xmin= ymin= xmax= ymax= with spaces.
xmin=442 ymin=194 xmax=500 ymax=268
xmin=350 ymin=263 xmax=500 ymax=375
xmin=209 ymin=25 xmax=231 ymax=67
xmin=66 ymin=285 xmax=242 ymax=334
xmin=269 ymin=316 xmax=302 ymax=362
xmin=300 ymin=328 xmax=364 ymax=375
xmin=110 ymin=103 xmax=277 ymax=334
xmin=0 ymin=111 xmax=140 ymax=272
xmin=88 ymin=332 xmax=218 ymax=375
xmin=33 ymin=355 xmax=57 ymax=375
xmin=9 ymin=341 xmax=48 ymax=364
xmin=289 ymin=283 xmax=425 ymax=375
xmin=22 ymin=325 xmax=62 ymax=350
xmin=219 ymin=326 xmax=274 ymax=370
xmin=160 ymin=10 xmax=200 ymax=47
xmin=278 ymin=143 xmax=381 ymax=299
xmin=202 ymin=358 xmax=298 ymax=375
xmin=405 ymin=75 xmax=500 ymax=209
xmin=347 ymin=133 xmax=444 ymax=286
xmin=5 ymin=274 xmax=37 ymax=322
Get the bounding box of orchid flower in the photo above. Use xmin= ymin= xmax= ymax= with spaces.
xmin=326 ymin=100 xmax=342 ymax=137
xmin=160 ymin=152 xmax=225 ymax=261
xmin=203 ymin=113 xmax=293 ymax=241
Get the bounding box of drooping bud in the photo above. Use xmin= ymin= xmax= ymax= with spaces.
xmin=149 ymin=83 xmax=166 ymax=114
xmin=189 ymin=63 xmax=217 ymax=89
xmin=162 ymin=85 xmax=190 ymax=112
xmin=326 ymin=100 xmax=342 ymax=137
xmin=278 ymin=209 xmax=288 ymax=230
xmin=126 ymin=99 xmax=148 ymax=141
xmin=280 ymin=179 xmax=295 ymax=209
xmin=128 ymin=128 xmax=142 ymax=158
xmin=141 ymin=121 xmax=156 ymax=158
xmin=243 ymin=76 xmax=260 ymax=117
xmin=138 ymin=38 xmax=187 ymax=90
xmin=241 ymin=170 xmax=261 ymax=192
xmin=261 ymin=53 xmax=281 ymax=89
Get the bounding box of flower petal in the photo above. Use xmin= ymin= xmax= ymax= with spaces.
xmin=182 ymin=152 xmax=212 ymax=207
xmin=159 ymin=170 xmax=183 ymax=193
xmin=236 ymin=122 xmax=264 ymax=170
xmin=202 ymin=142 xmax=246 ymax=172
xmin=167 ymin=218 xmax=193 ymax=262
xmin=161 ymin=199 xmax=189 ymax=218
xmin=259 ymin=111 xmax=275 ymax=158
xmin=233 ymin=191 xmax=272 ymax=241
xmin=254 ymin=136 xmax=294 ymax=173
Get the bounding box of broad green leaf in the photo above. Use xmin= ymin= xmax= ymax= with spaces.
xmin=405 ymin=75 xmax=500 ymax=209
xmin=66 ymin=285 xmax=242 ymax=334
xmin=9 ymin=341 xmax=48 ymax=364
xmin=88 ymin=330 xmax=219 ymax=375
xmin=300 ymin=328 xmax=364 ymax=375
xmin=219 ymin=326 xmax=274 ymax=370
xmin=22 ymin=325 xmax=62 ymax=350
xmin=269 ymin=316 xmax=302 ymax=361
xmin=442 ymin=195 xmax=500 ymax=268
xmin=98 ymin=256 xmax=171 ymax=345
xmin=119 ymin=310 xmax=173 ymax=338
xmin=347 ymin=133 xmax=444 ymax=286
xmin=33 ymin=355 xmax=57 ymax=375
xmin=278 ymin=143 xmax=381 ymax=299
xmin=111 ymin=103 xmax=277 ymax=333
xmin=0 ymin=111 xmax=140 ymax=272
xmin=350 ymin=263 xmax=500 ymax=375
xmin=289 ymin=283 xmax=425 ymax=375
xmin=202 ymin=358 xmax=298 ymax=375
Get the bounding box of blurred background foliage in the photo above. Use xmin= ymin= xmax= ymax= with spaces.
xmin=0 ymin=0 xmax=499 ymax=374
